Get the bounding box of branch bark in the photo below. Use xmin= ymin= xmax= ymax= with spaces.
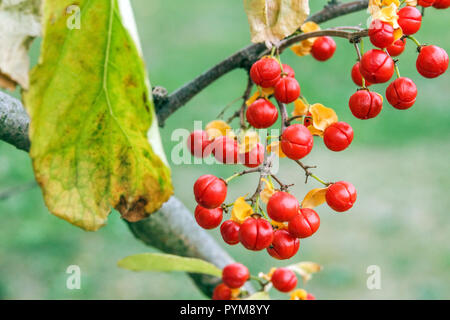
xmin=155 ymin=0 xmax=369 ymax=125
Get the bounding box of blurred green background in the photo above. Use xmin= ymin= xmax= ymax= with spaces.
xmin=1 ymin=0 xmax=449 ymax=299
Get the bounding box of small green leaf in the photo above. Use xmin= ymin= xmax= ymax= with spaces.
xmin=118 ymin=253 xmax=222 ymax=277
xmin=244 ymin=291 xmax=271 ymax=300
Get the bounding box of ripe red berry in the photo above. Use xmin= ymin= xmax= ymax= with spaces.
xmin=416 ymin=45 xmax=449 ymax=78
xmin=433 ymin=0 xmax=450 ymax=8
xmin=267 ymin=229 xmax=300 ymax=260
xmin=271 ymin=268 xmax=298 ymax=292
xmin=267 ymin=191 xmax=299 ymax=222
xmin=326 ymin=181 xmax=357 ymax=212
xmin=239 ymin=142 xmax=265 ymax=168
xmin=282 ymin=64 xmax=296 ymax=78
xmin=239 ymin=217 xmax=274 ymax=251
xmin=220 ymin=220 xmax=240 ymax=245
xmin=398 ymin=6 xmax=422 ymax=35
xmin=368 ymin=19 xmax=395 ymax=48
xmin=386 ymin=77 xmax=418 ymax=110
xmin=187 ymin=130 xmax=211 ymax=158
xmin=194 ymin=205 xmax=223 ymax=229
xmin=211 ymin=136 xmax=239 ymax=164
xmin=418 ymin=0 xmax=436 ymax=7
xmin=193 ymin=174 xmax=227 ymax=209
xmin=280 ymin=124 xmax=314 ymax=160
xmin=359 ymin=49 xmax=394 ymax=83
xmin=351 ymin=62 xmax=372 ymax=87
xmin=387 ymin=39 xmax=406 ymax=57
xmin=212 ymin=283 xmax=232 ymax=300
xmin=246 ymin=99 xmax=278 ymax=129
xmin=323 ymin=121 xmax=354 ymax=152
xmin=311 ymin=36 xmax=336 ymax=61
xmin=349 ymin=90 xmax=383 ymax=120
xmin=274 ymin=77 xmax=301 ymax=104
xmin=306 ymin=293 xmax=316 ymax=300
xmin=222 ymin=263 xmax=250 ymax=289
xmin=288 ymin=208 xmax=320 ymax=238
xmin=250 ymin=57 xmax=282 ymax=88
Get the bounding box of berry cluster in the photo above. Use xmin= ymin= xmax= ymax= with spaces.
xmin=187 ymin=1 xmax=447 ymax=264
xmin=213 ymin=262 xmax=316 ymax=300
xmin=350 ymin=4 xmax=448 ymax=118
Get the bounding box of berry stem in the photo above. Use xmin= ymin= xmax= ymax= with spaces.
xmin=225 ymin=168 xmax=261 ymax=183
xmin=394 ymin=63 xmax=401 ymax=78
xmin=407 ymin=35 xmax=422 ymax=48
xmin=295 ymin=160 xmax=330 ymax=185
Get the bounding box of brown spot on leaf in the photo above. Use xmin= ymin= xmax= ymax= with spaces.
xmin=117 ymin=195 xmax=149 ymax=222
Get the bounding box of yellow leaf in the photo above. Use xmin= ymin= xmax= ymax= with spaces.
xmin=260 ymin=178 xmax=275 ymax=204
xmin=261 ymin=87 xmax=275 ymax=96
xmin=239 ymin=130 xmax=260 ymax=153
xmin=300 ymin=21 xmax=321 ymax=45
xmin=381 ymin=0 xmax=400 ymax=6
xmin=290 ymin=40 xmax=313 ymax=57
xmin=290 ymin=289 xmax=308 ymax=300
xmin=246 ymin=91 xmax=260 ymax=106
xmin=307 ymin=125 xmax=324 ymax=137
xmin=244 ymin=0 xmax=310 ymax=44
xmin=405 ymin=0 xmax=417 ymax=6
xmin=393 ymin=28 xmax=403 ymax=41
xmin=267 ymin=141 xmax=286 ymax=158
xmin=206 ymin=120 xmax=232 ymax=140
xmin=271 ymin=219 xmax=288 ymax=230
xmin=231 ymin=197 xmax=254 ymax=223
xmin=292 ymin=98 xmax=309 ymax=117
xmin=301 ymin=188 xmax=327 ymax=209
xmin=309 ymin=103 xmax=338 ymax=131
xmin=371 ymin=3 xmax=400 ymax=29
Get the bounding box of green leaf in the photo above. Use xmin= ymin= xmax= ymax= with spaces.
xmin=244 ymin=291 xmax=271 ymax=300
xmin=23 ymin=0 xmax=172 ymax=231
xmin=118 ymin=253 xmax=222 ymax=277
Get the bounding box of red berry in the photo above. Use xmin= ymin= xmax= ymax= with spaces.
xmin=359 ymin=49 xmax=394 ymax=83
xmin=398 ymin=6 xmax=422 ymax=35
xmin=349 ymin=90 xmax=383 ymax=120
xmin=239 ymin=143 xmax=265 ymax=168
xmin=187 ymin=130 xmax=211 ymax=158
xmin=211 ymin=136 xmax=239 ymax=164
xmin=280 ymin=124 xmax=314 ymax=160
xmin=311 ymin=36 xmax=336 ymax=61
xmin=433 ymin=0 xmax=450 ymax=8
xmin=239 ymin=218 xmax=274 ymax=251
xmin=323 ymin=121 xmax=354 ymax=152
xmin=193 ymin=174 xmax=227 ymax=209
xmin=271 ymin=268 xmax=298 ymax=292
xmin=220 ymin=220 xmax=241 ymax=245
xmin=274 ymin=77 xmax=301 ymax=104
xmin=246 ymin=99 xmax=278 ymax=129
xmin=387 ymin=39 xmax=406 ymax=57
xmin=416 ymin=45 xmax=449 ymax=78
xmin=222 ymin=263 xmax=250 ymax=289
xmin=306 ymin=293 xmax=316 ymax=300
xmin=326 ymin=181 xmax=357 ymax=212
xmin=351 ymin=62 xmax=372 ymax=87
xmin=386 ymin=77 xmax=418 ymax=110
xmin=267 ymin=191 xmax=299 ymax=222
xmin=418 ymin=0 xmax=436 ymax=7
xmin=212 ymin=283 xmax=232 ymax=300
xmin=250 ymin=57 xmax=281 ymax=88
xmin=368 ymin=19 xmax=395 ymax=49
xmin=288 ymin=208 xmax=320 ymax=238
xmin=282 ymin=64 xmax=296 ymax=78
xmin=194 ymin=205 xmax=223 ymax=229
xmin=267 ymin=229 xmax=300 ymax=260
